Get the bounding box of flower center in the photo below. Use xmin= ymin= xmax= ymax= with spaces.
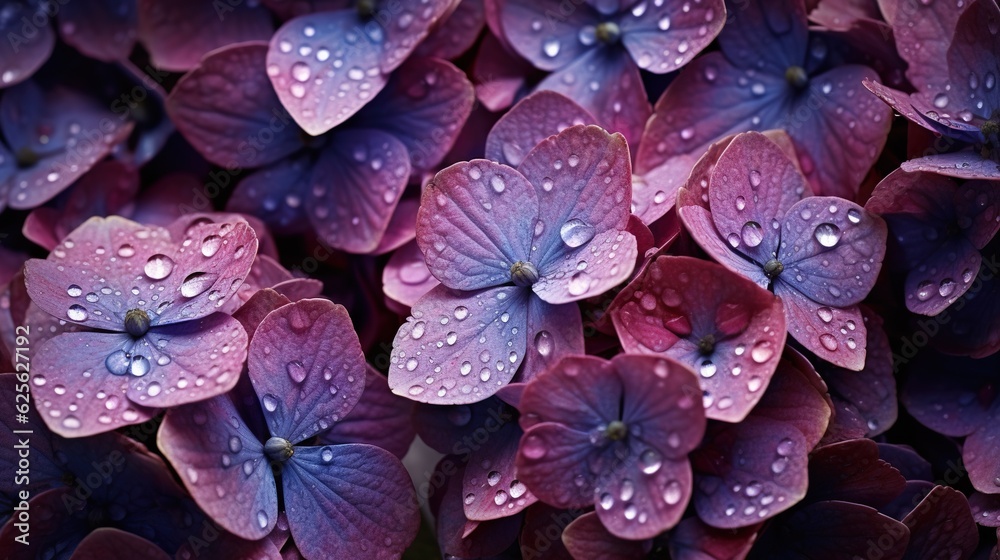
xmin=596 ymin=21 xmax=621 ymax=44
xmin=604 ymin=420 xmax=628 ymax=441
xmin=264 ymin=437 xmax=294 ymax=463
xmin=357 ymin=0 xmax=376 ymax=18
xmin=124 ymin=308 xmax=151 ymax=338
xmin=15 ymin=147 xmax=39 ymax=168
xmin=785 ymin=66 xmax=809 ymax=90
xmin=697 ymin=334 xmax=716 ymax=355
xmin=763 ymin=259 xmax=784 ymax=280
xmin=510 ymin=261 xmax=540 ymax=287
xmin=980 ymin=111 xmax=1000 ymax=161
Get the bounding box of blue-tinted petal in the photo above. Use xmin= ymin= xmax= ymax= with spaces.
xmin=58 ymin=0 xmax=137 ymax=61
xmin=317 ymin=366 xmax=415 ymax=459
xmin=618 ymin=0 xmax=725 ymax=74
xmin=0 ymin=2 xmax=55 ymax=88
xmin=227 ymin=155 xmax=313 ymax=236
xmin=718 ymin=0 xmax=808 ymax=73
xmin=485 ymin=90 xmax=596 ymax=168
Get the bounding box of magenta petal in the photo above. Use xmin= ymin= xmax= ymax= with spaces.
xmin=354 ymin=58 xmax=474 ymax=171
xmin=485 ymin=91 xmax=596 ymax=168
xmin=777 ymin=197 xmax=887 ymax=307
xmin=383 ymin=240 xmax=439 ymax=309
xmin=0 ymin=3 xmax=55 ymax=88
xmin=415 ymin=0 xmax=486 ymax=60
xmin=596 ymin=458 xmax=693 ymax=540
xmin=282 ymin=444 xmax=419 ymax=559
xmin=57 ymin=0 xmax=137 ymax=61
xmin=70 ymin=528 xmax=170 ymax=560
xmin=536 ymin=49 xmax=652 ymax=146
xmin=618 ymin=0 xmax=725 ymax=74
xmin=679 ymin=205 xmax=770 ymax=287
xmin=709 ymin=132 xmax=809 ymax=265
xmin=434 ymin=461 xmax=522 ymax=558
xmin=248 ymin=299 xmax=367 ymax=443
xmin=778 ymin=285 xmax=868 ymax=370
xmin=902 ymin=150 xmax=1000 ymax=181
xmin=227 ymin=156 xmax=312 ymax=236
xmin=373 ymin=197 xmax=419 ymax=256
xmin=500 ymin=0 xmax=597 ymax=71
xmin=969 ymin=492 xmax=1000 ymax=527
xmin=462 ymin=416 xmax=537 ymax=521
xmin=2 ymin=83 xmax=133 ymax=209
xmin=125 ymin=313 xmax=247 ymax=408
xmin=167 ymin=43 xmax=305 ymax=169
xmin=389 ymin=285 xmax=530 ymax=404
xmin=562 ymin=511 xmax=652 ymax=560
xmin=517 ymin=295 xmax=584 ymax=384
xmin=900 ymin=486 xmax=979 ymax=559
xmin=137 ymin=0 xmax=273 ymax=71
xmin=472 ymin=32 xmax=536 ymax=112
xmin=317 ymin=367 xmax=415 ymax=460
xmin=158 ymin=396 xmax=277 ymax=540
xmin=517 ymin=125 xmax=632 ymax=271
xmin=307 ymin=129 xmax=408 ymax=253
xmin=611 ymin=256 xmax=787 ymax=422
xmin=418 ymin=160 xmax=537 ymax=291
xmin=31 ymin=331 xmax=158 ymax=437
xmin=693 ymin=417 xmax=808 ymax=529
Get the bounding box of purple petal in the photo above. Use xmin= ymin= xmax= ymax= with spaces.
xmin=536 ymin=49 xmax=651 ymax=146
xmin=307 ymin=129 xmax=408 ymax=253
xmin=159 ymin=396 xmax=277 ymax=540
xmin=0 ymin=374 xmax=64 ymax=492
xmin=248 ymin=298 xmax=367 ymax=443
xmin=692 ymin=417 xmax=809 ymax=529
xmin=902 ymin=150 xmax=1000 ymax=181
xmin=777 ymin=196 xmax=887 ymax=308
xmin=819 ymin=308 xmax=897 ymax=436
xmin=57 ymin=0 xmax=137 ymax=61
xmin=517 ymin=295 xmax=584 ymax=384
xmin=0 ymin=2 xmax=55 ymax=88
xmin=901 ymin=350 xmax=998 ymax=437
xmin=383 ymin=240 xmax=439 ymax=309
xmin=807 ymin=438 xmax=906 ymax=508
xmin=751 ymin=347 xmax=832 ymax=449
xmin=752 ymin=501 xmax=909 ymax=558
xmin=932 ymin=0 xmax=1000 ymax=121
xmin=611 ymin=255 xmax=787 ymax=422
xmin=668 ymin=517 xmax=759 ymax=560
xmin=415 ymin=0 xmax=486 ymax=59
xmin=282 ymin=444 xmax=419 ymax=559
xmin=373 ymin=197 xmax=419 ymax=256
xmin=485 ymin=91 xmax=596 ymax=168
xmin=562 ymin=511 xmax=652 ymax=559
xmin=595 ymin=457 xmax=693 ymax=540
xmin=900 ymin=486 xmax=979 ymax=560
xmin=462 ymin=414 xmax=537 ymax=521
xmin=353 ymin=57 xmax=475 ymax=172
xmin=515 ymin=422 xmax=599 ymax=509
xmin=125 ymin=313 xmax=247 ymax=408
xmin=719 ymin=0 xmax=808 ymax=72
xmin=969 ymin=492 xmax=1000 ymax=527
xmin=389 ymin=285 xmax=530 ymax=404
xmin=927 ymin=252 xmax=1000 ymax=358
xmin=518 ymin=355 xmax=620 ymax=432
xmin=679 ymin=205 xmax=770 ymax=287
xmin=166 ymin=43 xmax=305 ymax=169
xmin=618 ymin=0 xmax=725 ymax=74
xmin=777 ymin=285 xmax=868 ymax=371
xmin=317 ymin=367 xmax=415 ymax=459
xmin=434 ymin=460 xmax=523 ymax=558
xmin=471 ymin=32 xmax=537 ymax=112
xmin=0 ymin=488 xmax=88 ymax=557
xmin=2 ymin=82 xmax=133 ymax=209
xmin=227 ymin=155 xmax=312 ymax=236
xmin=499 ymin=0 xmax=598 ymax=71
xmin=709 ymin=132 xmax=810 ymax=265
xmin=31 ymin=331 xmax=157 ymax=437
xmin=531 ymin=229 xmax=637 ymax=304
xmin=965 ymin=413 xmax=1000 ymax=495
xmin=517 ymin=125 xmax=633 ymax=278
xmin=137 ymin=0 xmax=273 ymax=71
xmin=862 ymin=79 xmax=960 ymax=138
xmin=25 ymin=216 xmax=257 ymax=329
xmin=70 ymin=528 xmax=170 ymax=560
xmin=877 ymin=444 xmax=933 ymax=482
xmin=417 ymin=160 xmax=537 ymax=291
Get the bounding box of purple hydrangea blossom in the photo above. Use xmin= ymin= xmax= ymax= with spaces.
xmin=23 ymin=215 xmax=258 ymax=436
xmin=515 ymin=354 xmax=705 ymax=540
xmin=677 ymin=131 xmax=887 ymax=370
xmin=389 ymin=124 xmax=637 ymax=404
xmin=158 ymin=298 xmax=419 ymax=560
xmin=492 ymin=0 xmax=725 ymax=144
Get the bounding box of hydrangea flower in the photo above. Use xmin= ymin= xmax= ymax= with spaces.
xmin=0 ymin=80 xmax=133 ymax=211
xmin=265 ymin=0 xmax=455 ymax=135
xmin=492 ymin=0 xmax=725 ymax=144
xmin=168 ymin=42 xmax=472 ymax=253
xmin=515 ymin=354 xmax=705 ymax=540
xmin=389 ymin=124 xmax=637 ymax=404
xmin=635 ymin=0 xmax=891 ymax=209
xmin=677 ymin=131 xmax=887 ymax=369
xmin=609 ymin=255 xmax=787 ymax=422
xmin=865 ymin=169 xmax=1000 ymax=316
xmin=864 ymin=0 xmax=1000 ymax=179
xmin=23 ymin=215 xmax=258 ymax=436
xmin=158 ymin=298 xmax=419 ymax=559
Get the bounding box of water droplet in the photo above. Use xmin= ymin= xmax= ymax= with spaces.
xmin=286 ymin=360 xmax=307 ymax=383
xmin=180 ymin=272 xmax=218 ymax=298
xmin=663 ymin=480 xmax=682 ymax=505
xmin=846 ymin=209 xmax=861 ymax=224
xmin=291 ymin=62 xmax=311 ymax=82
xmin=487 ymin=471 xmax=501 ymax=486
xmin=640 ymin=449 xmax=662 ymax=474
xmin=749 ymin=170 xmax=762 ymax=187
xmin=814 ymin=223 xmax=841 ymax=247
xmin=819 ymin=333 xmax=838 ymax=351
xmin=748 ymin=376 xmax=763 ymax=392
xmin=411 ymin=321 xmax=425 ymax=340
xmin=699 ymin=360 xmax=717 ymax=378
xmin=62 ymin=416 xmax=81 ymax=430
xmin=522 ymin=434 xmax=547 ymax=459
xmin=939 ymin=279 xmax=956 ymax=297
xmin=67 ymin=304 xmax=88 ymax=321
xmin=454 ymin=306 xmax=469 ymax=320
xmin=147 ymin=382 xmax=161 ymax=396
xmin=933 ymin=93 xmax=948 ymax=108
xmin=543 ymin=39 xmax=560 ymax=57
xmin=129 ymin=355 xmax=150 ymax=377
xmin=600 ymin=493 xmax=614 ymax=510
xmin=560 ymin=219 xmax=596 ymax=248
xmin=750 ymin=342 xmax=774 ymax=363
xmin=817 ymin=307 xmax=833 ymax=323
xmin=257 ymin=511 xmax=268 ymax=529
xmin=144 ymin=254 xmax=174 ymax=280
xmin=735 ymin=196 xmax=746 ymax=210
xmin=490 ymin=175 xmax=506 ymax=193
xmin=658 ymin=15 xmax=671 ymax=30
xmin=916 ymin=281 xmax=934 ymax=301
xmin=262 ymin=394 xmax=279 ymax=412
xmin=568 ymin=272 xmax=590 ymax=296
xmin=741 ymin=221 xmax=764 ymax=247
xmin=771 ymin=458 xmax=788 ymax=474
xmin=201 ymin=236 xmax=222 ymax=257
xmin=680 ymin=127 xmax=694 ymax=140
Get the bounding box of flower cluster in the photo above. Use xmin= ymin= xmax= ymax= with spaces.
xmin=0 ymin=0 xmax=998 ymax=558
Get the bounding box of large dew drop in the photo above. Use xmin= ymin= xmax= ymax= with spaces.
xmin=813 ymin=223 xmax=841 ymax=248
xmin=560 ymin=218 xmax=595 ymax=248
xmin=144 ymin=254 xmax=175 ymax=280
xmin=180 ymin=272 xmax=218 ymax=298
